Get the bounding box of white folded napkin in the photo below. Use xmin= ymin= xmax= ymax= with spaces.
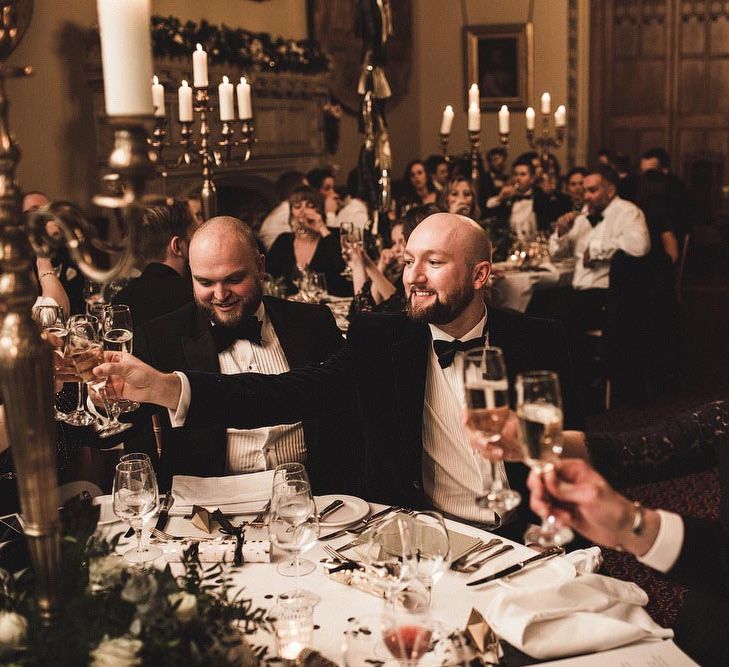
xmin=565 ymin=546 xmax=603 ymax=574
xmin=485 ymin=573 xmax=673 ymax=659
xmin=170 ymin=471 xmax=274 ymax=515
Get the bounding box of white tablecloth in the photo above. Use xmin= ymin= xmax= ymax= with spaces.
xmin=488 ymin=261 xmax=574 ymax=313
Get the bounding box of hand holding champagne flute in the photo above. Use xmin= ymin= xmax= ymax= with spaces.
xmin=102 ymin=304 xmax=139 ymax=412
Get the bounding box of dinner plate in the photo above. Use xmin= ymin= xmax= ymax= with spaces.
xmin=497 ymin=556 xmax=576 ymax=590
xmin=92 ymin=495 xmax=122 ymax=526
xmin=314 ymin=494 xmax=370 ymax=528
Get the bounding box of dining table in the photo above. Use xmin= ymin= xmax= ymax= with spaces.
xmin=488 ymin=259 xmax=575 ymax=313
xmin=95 ymin=493 xmax=695 ymax=666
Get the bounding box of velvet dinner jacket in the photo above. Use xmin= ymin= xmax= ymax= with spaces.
xmin=126 ymin=296 xmax=347 ymax=492
xmin=182 ymin=307 xmax=581 ymax=513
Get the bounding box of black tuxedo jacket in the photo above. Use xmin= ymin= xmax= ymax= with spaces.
xmin=127 ymin=296 xmax=348 ymax=492
xmin=183 ymin=307 xmax=581 ymax=528
xmin=486 ymin=188 xmax=570 ymax=233
xmin=113 ymin=263 xmax=193 ymax=329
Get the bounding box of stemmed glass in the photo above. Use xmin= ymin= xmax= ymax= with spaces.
xmin=308 ymin=272 xmax=328 ymax=302
xmin=84 ymin=279 xmax=107 ymax=319
xmin=112 ymin=460 xmax=162 ymax=564
xmin=410 ymin=512 xmax=450 ymax=606
xmin=62 ymin=314 xmax=98 ymax=427
xmin=67 ymin=321 xmax=131 ymax=437
xmin=268 ymin=478 xmax=320 ymax=605
xmin=362 ymin=514 xmax=416 ymax=600
xmin=32 ymin=304 xmax=69 ymax=422
xmin=461 ymin=347 xmax=521 ymax=514
xmin=102 ymin=304 xmax=139 ymax=412
xmin=340 ymin=222 xmax=362 ymax=279
xmin=381 ymin=589 xmax=435 ymax=667
xmin=515 ymin=371 xmax=573 ymax=547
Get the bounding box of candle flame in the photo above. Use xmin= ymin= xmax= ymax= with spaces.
xmin=470 ymin=83 xmax=478 ymax=90
xmin=557 ymin=105 xmax=566 ymax=112
xmin=152 ymin=75 xmax=159 ymax=85
xmin=445 ymin=104 xmax=453 ymax=113
xmin=196 ymin=43 xmax=203 ymax=51
xmin=181 ymin=80 xmax=189 ymax=87
xmin=240 ymin=77 xmax=248 ymax=85
xmin=223 ymin=75 xmax=229 ymax=84
xmin=500 ymin=105 xmax=508 ymax=112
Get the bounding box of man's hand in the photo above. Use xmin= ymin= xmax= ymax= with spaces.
xmin=463 ymin=410 xmax=523 ymax=461
xmin=555 ymin=211 xmax=578 ymax=236
xmin=497 ymin=184 xmax=516 ymax=202
xmin=582 ymin=247 xmax=596 ymax=268
xmin=527 ymin=459 xmax=659 ymax=556
xmin=46 ymin=332 xmax=78 ymax=391
xmin=93 ymin=352 xmax=182 ymax=410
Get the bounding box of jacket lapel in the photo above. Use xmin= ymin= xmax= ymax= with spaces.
xmin=263 ymin=296 xmax=310 ymax=369
xmin=181 ymin=309 xmax=219 ymax=372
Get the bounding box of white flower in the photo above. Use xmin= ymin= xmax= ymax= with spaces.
xmin=121 ymin=572 xmax=158 ymax=614
xmin=168 ymin=591 xmax=197 ymax=624
xmin=89 ymin=555 xmax=125 ymax=590
xmin=0 ymin=611 xmax=27 ymax=656
xmin=90 ymin=635 xmax=143 ymax=667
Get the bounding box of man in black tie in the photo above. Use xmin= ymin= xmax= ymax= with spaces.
xmin=98 ymin=212 xmax=581 ymax=540
xmin=123 ymin=215 xmax=348 ymax=492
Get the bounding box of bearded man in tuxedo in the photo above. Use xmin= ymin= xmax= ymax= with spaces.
xmin=98 ymin=213 xmax=581 ymax=540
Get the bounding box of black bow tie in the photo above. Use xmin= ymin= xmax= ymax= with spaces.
xmin=513 ymin=193 xmax=533 ymax=202
xmin=433 ymin=337 xmax=486 ymax=369
xmin=587 ymin=213 xmax=604 ymax=227
xmin=210 ymin=316 xmax=262 ymax=353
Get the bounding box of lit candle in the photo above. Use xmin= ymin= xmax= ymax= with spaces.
xmin=541 ymin=92 xmax=551 ymax=115
xmin=96 ymin=0 xmax=154 ymax=116
xmin=236 ymin=77 xmax=253 ymax=119
xmin=555 ymin=104 xmax=567 ymax=128
xmin=498 ymin=105 xmax=510 ymax=134
xmin=440 ymin=105 xmax=454 ymax=135
xmin=526 ymin=107 xmax=536 ymax=130
xmin=468 ymin=83 xmax=480 ymax=108
xmin=218 ymin=76 xmax=235 ymax=121
xmin=151 ymin=75 xmax=165 ymax=117
xmin=178 ymin=80 xmax=193 ymax=122
xmin=467 ymin=103 xmax=480 ymax=132
xmin=193 ymin=43 xmax=209 ymax=88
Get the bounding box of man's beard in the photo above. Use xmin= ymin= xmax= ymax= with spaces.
xmin=195 ymin=282 xmax=263 ymax=327
xmin=406 ymin=283 xmax=474 ymax=325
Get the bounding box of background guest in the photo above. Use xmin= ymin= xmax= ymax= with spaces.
xmin=334 ymin=168 xmax=369 ymax=231
xmin=437 ymin=175 xmax=481 ymax=221
xmin=306 ymin=166 xmax=339 ymax=226
xmin=258 ymin=171 xmax=308 ymax=250
xmin=398 ymin=159 xmax=437 ymax=214
xmin=424 ymin=154 xmax=450 ymax=193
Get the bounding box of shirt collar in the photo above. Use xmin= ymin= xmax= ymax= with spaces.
xmin=428 ymin=307 xmax=487 ymax=343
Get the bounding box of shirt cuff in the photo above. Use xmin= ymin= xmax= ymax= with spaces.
xmin=637 ymin=510 xmax=684 ymax=573
xmin=486 ymin=196 xmax=501 ymax=209
xmin=167 ymin=371 xmax=191 ymax=428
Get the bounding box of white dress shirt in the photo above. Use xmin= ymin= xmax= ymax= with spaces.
xmin=170 ymin=303 xmax=306 ymax=473
xmin=637 ymin=510 xmax=684 ymax=573
xmin=486 ymin=192 xmax=537 ymax=241
xmin=334 ymin=197 xmax=369 ymax=231
xmin=549 ymin=196 xmax=650 ymax=290
xmin=258 ymin=201 xmax=291 ymax=250
xmin=422 ymin=310 xmax=511 ymax=526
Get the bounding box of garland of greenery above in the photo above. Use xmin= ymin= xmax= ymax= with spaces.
xmin=0 ymin=497 xmax=268 ymax=665
xmin=147 ymin=15 xmax=331 ymax=74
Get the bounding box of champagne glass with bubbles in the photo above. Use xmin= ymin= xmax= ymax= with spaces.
xmin=62 ymin=314 xmax=98 ymax=427
xmin=461 ymin=347 xmax=521 ymax=514
xmin=32 ymin=304 xmax=69 ymax=421
xmin=102 ymin=304 xmax=139 ymax=412
xmin=516 ymin=371 xmax=573 ymax=547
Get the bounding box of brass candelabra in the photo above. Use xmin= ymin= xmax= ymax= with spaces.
xmin=148 ymin=85 xmax=255 ymax=221
xmin=439 ymin=132 xmax=450 ymax=160
xmin=468 ymin=129 xmax=481 ymax=191
xmin=526 ymin=111 xmax=565 ymax=165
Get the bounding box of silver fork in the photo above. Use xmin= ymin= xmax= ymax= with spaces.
xmin=452 ymin=544 xmax=514 ymax=574
xmin=151 ymin=527 xmax=227 ymax=542
xmin=322 ymin=544 xmax=358 ymax=564
xmin=336 ymin=509 xmax=417 ymax=552
xmin=249 ymin=500 xmax=271 ymax=529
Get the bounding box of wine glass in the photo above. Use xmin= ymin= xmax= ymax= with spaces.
xmin=32 ymin=304 xmax=69 ymax=422
xmin=102 ymin=304 xmax=139 ymax=412
xmin=272 ymin=462 xmax=310 ymax=491
xmin=461 ymin=347 xmax=521 ymax=514
xmin=268 ymin=478 xmax=320 ymax=605
xmin=67 ymin=321 xmax=131 ymax=438
xmin=112 ymin=460 xmax=162 ymax=564
xmin=84 ymin=279 xmax=107 ymax=320
xmin=410 ymin=512 xmax=450 ymax=606
xmin=381 ymin=589 xmax=435 ymax=667
xmin=361 ymin=514 xmax=416 ymax=601
xmin=308 ymin=272 xmax=328 ymax=302
xmin=515 ymin=371 xmax=573 ymax=547
xmin=339 ymin=221 xmax=355 ymax=278
xmin=62 ymin=314 xmax=98 ymax=427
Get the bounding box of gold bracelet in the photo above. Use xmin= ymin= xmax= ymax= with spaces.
xmin=38 ymin=270 xmax=57 ymax=280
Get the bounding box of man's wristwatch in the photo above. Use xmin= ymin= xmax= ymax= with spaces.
xmin=614 ymin=501 xmax=644 ymax=552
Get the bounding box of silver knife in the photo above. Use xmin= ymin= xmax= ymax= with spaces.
xmin=317 ymin=499 xmax=345 ymax=522
xmin=154 ymin=493 xmax=175 ymax=533
xmin=466 ymin=546 xmax=563 ymax=586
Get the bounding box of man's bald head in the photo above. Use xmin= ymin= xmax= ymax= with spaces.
xmin=190 ymin=215 xmax=260 ymax=260
xmin=407 ymin=212 xmax=491 ymax=266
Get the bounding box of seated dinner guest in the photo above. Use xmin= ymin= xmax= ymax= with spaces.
xmin=266 ymin=186 xmax=349 ymax=296
xmin=124 ymin=216 xmax=347 ymax=492
xmin=437 ymin=176 xmax=481 ymax=220
xmin=96 ymin=212 xmax=581 ymax=540
xmin=257 ymin=171 xmax=308 ymax=251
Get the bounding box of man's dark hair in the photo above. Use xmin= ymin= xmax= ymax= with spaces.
xmin=288 ymin=185 xmax=326 ymax=222
xmin=306 ymin=166 xmax=334 ymax=192
xmin=136 ymin=200 xmax=195 ymax=263
xmin=346 ymin=168 xmax=361 ymax=199
xmin=588 ymin=164 xmax=620 ymax=188
xmin=486 ymin=146 xmax=507 ymax=161
xmin=597 ymin=148 xmax=614 ymax=161
xmin=424 ymin=154 xmax=448 ymax=176
xmin=275 ymin=171 xmax=307 ymax=202
xmin=641 ymin=147 xmax=670 ymax=170
xmin=565 ymin=166 xmax=588 ymax=181
xmin=516 ymin=151 xmax=539 ymax=164
xmin=512 ymin=155 xmax=535 ymax=176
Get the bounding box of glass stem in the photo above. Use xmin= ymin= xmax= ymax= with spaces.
xmin=76 ymin=382 xmax=85 ymax=411
xmin=135 ymin=523 xmax=143 ymax=554
xmin=294 ymin=549 xmax=301 ymax=595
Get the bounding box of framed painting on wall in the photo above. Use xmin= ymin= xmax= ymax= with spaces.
xmin=463 ymin=23 xmax=533 ymax=111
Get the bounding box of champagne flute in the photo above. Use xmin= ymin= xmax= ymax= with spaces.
xmin=62 ymin=314 xmax=98 ymax=427
xmin=461 ymin=347 xmax=521 ymax=514
xmin=67 ymin=321 xmax=131 ymax=438
xmin=515 ymin=371 xmax=573 ymax=547
xmin=112 ymin=460 xmax=162 ymax=564
xmin=410 ymin=511 xmax=450 ymax=607
xmin=32 ymin=304 xmax=69 ymax=421
xmin=268 ymin=478 xmax=320 ymax=605
xmin=102 ymin=304 xmax=139 ymax=412
xmin=309 ymin=272 xmax=328 ymax=302
xmin=339 ymin=221 xmax=354 ymax=278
